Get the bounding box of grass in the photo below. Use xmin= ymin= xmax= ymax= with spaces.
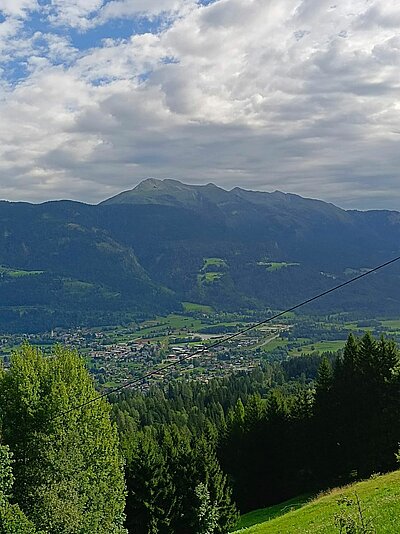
xmin=132 ymin=314 xmax=207 ymax=340
xmin=160 ymin=314 xmax=204 ymax=330
xmin=257 ymin=262 xmax=300 ymax=272
xmin=201 ymin=257 xmax=227 ymax=270
xmin=342 ymin=321 xmax=376 ymax=332
xmin=233 ymin=495 xmax=312 ymax=531
xmin=289 ymin=340 xmax=346 ymax=356
xmin=182 ymin=302 xmax=214 ymax=313
xmin=380 ymin=319 xmax=400 ymax=330
xmin=197 ymin=272 xmax=224 ymax=284
xmin=204 ymin=272 xmax=224 ymax=282
xmin=260 ymin=338 xmax=289 ymax=352
xmin=235 ymin=470 xmax=400 ymax=533
xmin=198 ymin=258 xmax=227 ymax=285
xmin=0 ymin=267 xmax=44 ymax=277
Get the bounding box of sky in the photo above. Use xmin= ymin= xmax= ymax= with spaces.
xmin=0 ymin=0 xmax=399 ymax=209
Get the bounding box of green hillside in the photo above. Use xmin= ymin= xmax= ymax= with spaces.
xmin=236 ymin=470 xmax=400 ymax=533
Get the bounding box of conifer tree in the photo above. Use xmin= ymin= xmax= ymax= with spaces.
xmin=244 ymin=394 xmax=265 ymax=431
xmin=193 ymin=483 xmax=218 ymax=534
xmin=314 ymin=356 xmax=334 ymax=424
xmin=124 ymin=427 xmax=176 ymax=534
xmin=326 ymin=333 xmax=400 ymax=479
xmin=192 ymin=436 xmax=238 ymax=534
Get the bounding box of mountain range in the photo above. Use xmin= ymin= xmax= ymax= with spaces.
xmin=0 ymin=178 xmax=399 ymax=331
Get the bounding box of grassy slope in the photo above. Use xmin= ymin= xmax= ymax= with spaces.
xmin=233 ymin=495 xmax=312 ymax=531
xmin=235 ymin=470 xmax=400 ymax=533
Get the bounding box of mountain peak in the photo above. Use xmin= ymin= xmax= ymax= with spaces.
xmin=134 ymin=178 xmax=163 ymax=189
xmin=101 ymin=179 xmax=346 ymax=221
xmin=101 ymin=178 xmax=231 ymax=208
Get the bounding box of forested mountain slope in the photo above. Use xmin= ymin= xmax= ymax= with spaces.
xmin=0 ymin=179 xmax=399 ymax=330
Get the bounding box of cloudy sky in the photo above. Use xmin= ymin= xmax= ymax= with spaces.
xmin=0 ymin=0 xmax=399 ymax=209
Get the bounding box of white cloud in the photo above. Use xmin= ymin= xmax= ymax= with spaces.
xmin=0 ymin=0 xmax=400 ymax=209
xmin=0 ymin=0 xmax=38 ymax=18
xmin=47 ymin=0 xmax=104 ymax=29
xmin=99 ymin=0 xmax=196 ymax=20
xmin=45 ymin=0 xmax=197 ymax=29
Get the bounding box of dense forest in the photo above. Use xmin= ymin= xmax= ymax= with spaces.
xmin=0 ymin=331 xmax=399 ymax=532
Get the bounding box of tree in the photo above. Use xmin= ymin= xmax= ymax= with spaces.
xmin=193 ymin=483 xmax=218 ymax=534
xmin=124 ymin=428 xmax=175 ymax=534
xmin=0 ymin=445 xmax=39 ymax=534
xmin=191 ymin=437 xmax=238 ymax=534
xmin=0 ymin=343 xmax=127 ymax=534
xmin=315 ymin=357 xmax=333 ymax=400
xmin=323 ymin=333 xmax=400 ymax=480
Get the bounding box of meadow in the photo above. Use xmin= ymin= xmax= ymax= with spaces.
xmin=235 ymin=470 xmax=400 ymax=533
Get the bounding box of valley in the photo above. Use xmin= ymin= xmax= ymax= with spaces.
xmin=2 ymin=305 xmax=400 ymax=392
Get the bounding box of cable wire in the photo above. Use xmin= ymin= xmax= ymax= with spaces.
xmin=60 ymin=254 xmax=400 ymax=417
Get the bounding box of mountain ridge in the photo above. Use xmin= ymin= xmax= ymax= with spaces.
xmin=0 ymin=178 xmax=399 ymax=331
xmin=102 ymin=178 xmax=352 ymax=214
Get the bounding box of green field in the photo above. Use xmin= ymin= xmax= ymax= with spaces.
xmin=0 ymin=266 xmax=44 ymax=277
xmin=182 ymin=302 xmax=214 ymax=313
xmin=233 ymin=495 xmax=311 ymax=531
xmin=257 ymin=262 xmax=300 ymax=272
xmin=235 ymin=470 xmax=400 ymax=533
xmin=342 ymin=321 xmax=374 ymax=332
xmin=380 ymin=319 xmax=400 ymax=330
xmin=260 ymin=338 xmax=289 ymax=352
xmin=289 ymin=340 xmax=346 ymax=356
xmin=197 ymin=272 xmax=224 ymax=284
xmin=201 ymin=257 xmax=227 ymax=270
xmin=132 ymin=314 xmax=206 ymax=340
xmin=197 ymin=257 xmax=228 ymax=285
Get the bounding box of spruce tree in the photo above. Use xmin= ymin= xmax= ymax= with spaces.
xmin=192 ymin=436 xmax=238 ymax=534
xmin=193 ymin=483 xmax=218 ymax=534
xmin=124 ymin=428 xmax=175 ymax=534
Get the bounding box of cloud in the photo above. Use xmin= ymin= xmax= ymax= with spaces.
xmin=0 ymin=0 xmax=400 ymax=209
xmin=355 ymin=2 xmax=400 ymax=30
xmin=99 ymin=0 xmax=196 ymax=21
xmin=45 ymin=0 xmax=197 ymax=29
xmin=47 ymin=0 xmax=104 ymax=29
xmin=0 ymin=0 xmax=38 ymax=19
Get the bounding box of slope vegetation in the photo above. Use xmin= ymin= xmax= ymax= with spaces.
xmin=236 ymin=470 xmax=400 ymax=533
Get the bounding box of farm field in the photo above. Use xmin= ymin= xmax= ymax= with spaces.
xmin=259 ymin=338 xmax=289 ymax=352
xmin=380 ymin=319 xmax=400 ymax=330
xmin=289 ymin=340 xmax=347 ymax=356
